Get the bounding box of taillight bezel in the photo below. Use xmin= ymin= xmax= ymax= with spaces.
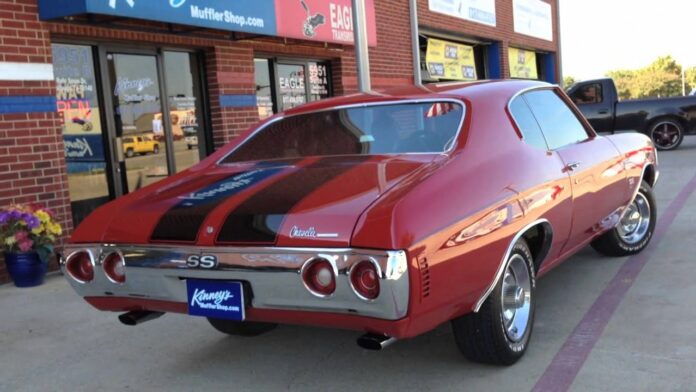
xmin=349 ymin=258 xmax=382 ymax=301
xmin=301 ymin=257 xmax=337 ymax=298
xmin=65 ymin=250 xmax=96 ymax=284
xmin=102 ymin=251 xmax=126 ymax=284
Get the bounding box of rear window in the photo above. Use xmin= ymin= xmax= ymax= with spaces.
xmin=220 ymin=101 xmax=464 ymax=164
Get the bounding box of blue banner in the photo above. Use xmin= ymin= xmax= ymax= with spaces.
xmin=187 ymin=280 xmax=245 ymax=321
xmin=64 ymin=134 xmax=106 ymax=163
xmin=39 ymin=0 xmax=277 ymax=36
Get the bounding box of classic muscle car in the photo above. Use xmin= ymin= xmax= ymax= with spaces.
xmin=61 ymin=80 xmax=658 ymax=365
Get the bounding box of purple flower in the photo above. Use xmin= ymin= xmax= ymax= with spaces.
xmin=23 ymin=214 xmax=40 ymax=230
xmin=0 ymin=212 xmax=9 ymax=224
xmin=8 ymin=210 xmax=21 ymax=220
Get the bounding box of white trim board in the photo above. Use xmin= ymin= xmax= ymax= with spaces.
xmin=0 ymin=62 xmax=55 ymax=81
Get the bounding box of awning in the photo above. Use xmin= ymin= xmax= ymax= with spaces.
xmin=38 ymin=0 xmax=377 ymax=46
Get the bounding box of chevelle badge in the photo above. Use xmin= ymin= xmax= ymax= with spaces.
xmin=186 ymin=280 xmax=245 ymax=321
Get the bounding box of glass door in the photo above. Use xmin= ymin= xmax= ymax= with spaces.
xmin=106 ymin=52 xmax=170 ymax=193
xmin=163 ymin=51 xmax=207 ymax=172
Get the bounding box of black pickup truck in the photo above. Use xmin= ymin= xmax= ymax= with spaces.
xmin=566 ymin=78 xmax=696 ymax=150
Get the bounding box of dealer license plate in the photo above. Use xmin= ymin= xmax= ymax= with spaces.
xmin=186 ymin=280 xmax=245 ymax=321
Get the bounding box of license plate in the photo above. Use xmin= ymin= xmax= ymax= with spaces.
xmin=186 ymin=280 xmax=245 ymax=321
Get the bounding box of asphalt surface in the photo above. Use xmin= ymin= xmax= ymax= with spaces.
xmin=3 ymin=137 xmax=696 ymax=392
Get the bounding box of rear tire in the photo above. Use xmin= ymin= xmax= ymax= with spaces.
xmin=206 ymin=318 xmax=277 ymax=337
xmin=451 ymin=239 xmax=536 ymax=366
xmin=649 ymin=119 xmax=684 ymax=151
xmin=125 ymin=148 xmax=134 ymax=158
xmin=591 ymin=180 xmax=656 ymax=257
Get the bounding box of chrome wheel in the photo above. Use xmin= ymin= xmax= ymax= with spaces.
xmin=500 ymin=254 xmax=532 ymax=342
xmin=617 ymin=193 xmax=651 ymax=245
xmin=651 ymin=121 xmax=681 ymax=150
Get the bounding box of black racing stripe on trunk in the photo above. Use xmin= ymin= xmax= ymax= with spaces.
xmin=217 ymin=156 xmax=371 ymax=244
xmin=150 ymin=167 xmax=284 ymax=242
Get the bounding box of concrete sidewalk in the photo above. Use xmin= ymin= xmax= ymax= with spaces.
xmin=2 ymin=138 xmax=696 ymax=392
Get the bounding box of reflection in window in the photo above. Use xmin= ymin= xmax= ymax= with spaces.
xmin=509 ymin=97 xmax=548 ymax=150
xmin=524 ymin=90 xmax=589 ymax=150
xmin=255 ymin=59 xmax=274 ymax=120
xmin=221 ymin=102 xmax=464 ymax=163
xmin=52 ymin=43 xmax=110 ymax=226
xmin=164 ymin=51 xmax=205 ymax=173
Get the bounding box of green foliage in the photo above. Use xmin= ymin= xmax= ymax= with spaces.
xmin=605 ymin=55 xmax=690 ymax=99
xmin=563 ymin=76 xmax=577 ymax=88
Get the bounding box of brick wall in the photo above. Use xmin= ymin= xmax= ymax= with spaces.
xmin=418 ymin=0 xmax=560 ymax=79
xmin=0 ymin=0 xmax=69 ymax=281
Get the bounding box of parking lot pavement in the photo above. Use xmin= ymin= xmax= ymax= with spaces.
xmin=3 ymin=137 xmax=696 ymax=392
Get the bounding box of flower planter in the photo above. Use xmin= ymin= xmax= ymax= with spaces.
xmin=4 ymin=252 xmax=47 ymax=288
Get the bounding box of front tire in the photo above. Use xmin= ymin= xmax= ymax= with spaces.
xmin=452 ymin=239 xmax=536 ymax=365
xmin=591 ymin=180 xmax=656 ymax=257
xmin=649 ymin=119 xmax=684 ymax=151
xmin=206 ymin=318 xmax=277 ymax=337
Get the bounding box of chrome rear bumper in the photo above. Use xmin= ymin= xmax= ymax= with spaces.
xmin=61 ymin=245 xmax=410 ymax=320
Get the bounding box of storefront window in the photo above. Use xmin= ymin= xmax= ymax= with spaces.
xmin=277 ymin=63 xmax=307 ymax=111
xmin=254 ymin=58 xmax=274 ymax=120
xmin=253 ymin=59 xmax=333 ymax=118
xmin=52 ymin=43 xmax=110 ymax=226
xmin=108 ymin=53 xmax=169 ymax=192
xmin=164 ymin=51 xmax=206 ymax=172
xmin=308 ymin=62 xmax=331 ymax=101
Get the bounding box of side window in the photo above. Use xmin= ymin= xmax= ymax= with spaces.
xmin=524 ymin=89 xmax=590 ymax=150
xmin=569 ymin=83 xmax=603 ymax=105
xmin=509 ymin=97 xmax=548 ymax=150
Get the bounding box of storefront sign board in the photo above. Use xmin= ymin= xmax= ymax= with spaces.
xmin=508 ymin=47 xmax=538 ymax=79
xmin=513 ymin=0 xmax=553 ymax=41
xmin=428 ymin=0 xmax=496 ymax=27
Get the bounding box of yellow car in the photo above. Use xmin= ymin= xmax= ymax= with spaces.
xmin=122 ymin=135 xmax=160 ymax=158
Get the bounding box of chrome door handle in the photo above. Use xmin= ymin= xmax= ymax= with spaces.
xmin=565 ymin=162 xmax=581 ymax=171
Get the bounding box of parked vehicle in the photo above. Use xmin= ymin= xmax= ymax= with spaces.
xmin=567 ymin=78 xmax=696 ymax=150
xmin=122 ymin=135 xmax=160 ymax=158
xmin=62 ymin=80 xmax=658 ymax=365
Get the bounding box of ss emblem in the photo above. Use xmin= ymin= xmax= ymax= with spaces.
xmin=186 ymin=254 xmax=218 ymax=269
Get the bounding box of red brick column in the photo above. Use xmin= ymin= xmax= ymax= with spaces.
xmin=206 ymin=45 xmax=260 ymax=148
xmin=0 ymin=0 xmax=72 ymax=283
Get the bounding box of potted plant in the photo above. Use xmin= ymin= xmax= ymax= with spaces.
xmin=0 ymin=204 xmax=62 ymax=287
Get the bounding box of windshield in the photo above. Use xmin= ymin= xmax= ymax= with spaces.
xmin=220 ymin=101 xmax=464 ymax=164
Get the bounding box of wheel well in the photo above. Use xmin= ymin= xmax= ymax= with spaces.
xmin=648 ymin=115 xmax=685 ymax=133
xmin=521 ymin=222 xmax=553 ymax=273
xmin=643 ymin=164 xmax=656 ymax=187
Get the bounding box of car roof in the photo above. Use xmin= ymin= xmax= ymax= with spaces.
xmin=283 ymin=79 xmax=552 ymax=115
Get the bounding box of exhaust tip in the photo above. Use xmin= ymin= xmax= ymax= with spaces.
xmin=118 ymin=311 xmax=164 ymax=326
xmin=357 ymin=334 xmax=397 ymax=350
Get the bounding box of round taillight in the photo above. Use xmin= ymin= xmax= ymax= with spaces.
xmin=350 ymin=260 xmax=381 ymax=300
xmin=301 ymin=258 xmax=336 ymax=297
xmin=66 ymin=251 xmax=94 ymax=283
xmin=103 ymin=252 xmax=126 ymax=284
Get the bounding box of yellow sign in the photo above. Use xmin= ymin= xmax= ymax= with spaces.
xmin=508 ymin=47 xmax=538 ymax=79
xmin=425 ymin=38 xmax=477 ymax=81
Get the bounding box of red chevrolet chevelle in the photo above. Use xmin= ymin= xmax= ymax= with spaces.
xmin=62 ymin=80 xmax=657 ymax=365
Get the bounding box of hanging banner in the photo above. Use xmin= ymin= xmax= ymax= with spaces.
xmin=428 ymin=0 xmax=496 ymax=27
xmin=513 ymin=0 xmax=553 ymax=41
xmin=508 ymin=47 xmax=538 ymax=79
xmin=275 ymin=0 xmax=377 ymax=46
xmin=38 ymin=0 xmax=376 ymax=46
xmin=425 ymin=38 xmax=477 ymax=81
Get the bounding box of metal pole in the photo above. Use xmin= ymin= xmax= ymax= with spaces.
xmin=409 ymin=0 xmax=422 ymax=86
xmin=682 ymin=65 xmax=686 ymax=96
xmin=351 ymin=0 xmax=371 ymax=92
xmin=555 ymin=0 xmax=564 ymax=86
